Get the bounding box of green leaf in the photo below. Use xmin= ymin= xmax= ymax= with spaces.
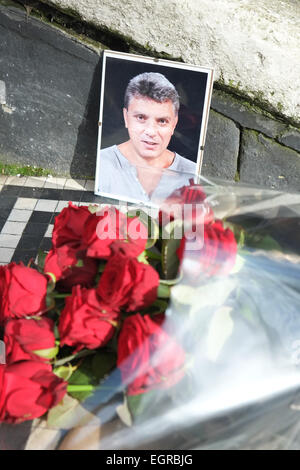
xmin=67 ymin=359 xmax=96 ymax=402
xmin=161 ymin=239 xmax=181 ymax=280
xmin=53 ymin=364 xmax=76 ymax=381
xmin=145 ymin=249 xmax=161 ymax=261
xmin=67 ymin=352 xmax=116 ymax=402
xmin=45 ymin=295 xmax=55 ymax=310
xmin=223 ymin=222 xmax=245 ymax=249
xmin=75 ymin=259 xmax=84 ymax=268
xmin=151 ymin=299 xmax=169 ymax=314
xmin=161 ymin=220 xmax=183 ymax=280
xmin=98 ymin=261 xmax=107 ymax=273
xmin=127 ymin=390 xmax=162 ymax=421
xmin=33 ymin=345 xmax=59 ymax=360
xmin=91 ymin=351 xmax=117 ymax=382
xmin=37 ymin=249 xmax=48 ymax=272
xmin=127 ymin=209 xmax=159 ymax=249
xmin=137 ymin=251 xmax=149 ymax=265
xmin=244 ymin=232 xmax=282 ymax=251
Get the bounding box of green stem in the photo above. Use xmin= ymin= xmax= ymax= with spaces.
xmin=67 ymin=385 xmax=95 ymax=392
xmin=145 ymin=249 xmax=161 ymax=261
xmin=157 ymin=283 xmax=170 ymax=299
xmin=54 ymin=349 xmax=95 ymax=367
xmin=67 ymin=385 xmax=116 ymax=392
xmin=54 ymin=293 xmax=71 ymax=299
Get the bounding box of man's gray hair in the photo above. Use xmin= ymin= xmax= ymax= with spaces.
xmin=124 ymin=72 xmax=180 ymax=115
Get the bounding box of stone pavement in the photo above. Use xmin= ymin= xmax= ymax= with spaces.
xmin=0 ymin=175 xmax=112 ymax=266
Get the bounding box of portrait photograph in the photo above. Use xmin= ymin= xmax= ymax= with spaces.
xmin=95 ymin=50 xmax=214 ymax=205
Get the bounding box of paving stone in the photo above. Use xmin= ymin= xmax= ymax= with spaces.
xmin=1 ymin=221 xmax=27 ymax=235
xmin=65 ymin=179 xmax=86 ymax=190
xmin=240 ymin=130 xmax=300 ymax=192
xmin=0 ymin=233 xmax=21 ymax=248
xmin=25 ymin=177 xmax=47 ymax=188
xmin=35 ymin=199 xmax=58 ymax=212
xmin=8 ymin=209 xmax=32 ymax=222
xmin=5 ymin=176 xmax=27 ymax=186
xmin=84 ymin=180 xmax=96 ymax=191
xmin=0 ymin=247 xmax=14 ymax=262
xmin=44 ymin=177 xmax=67 ymax=189
xmin=14 ymin=198 xmax=38 ymax=210
xmin=44 ymin=224 xmax=54 ymax=238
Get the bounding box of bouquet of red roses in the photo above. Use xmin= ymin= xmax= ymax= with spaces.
xmin=0 ymin=182 xmax=239 ymax=429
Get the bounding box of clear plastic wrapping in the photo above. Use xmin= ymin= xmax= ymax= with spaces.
xmin=1 ymin=170 xmax=300 ymax=450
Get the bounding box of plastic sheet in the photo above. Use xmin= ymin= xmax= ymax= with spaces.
xmin=1 ymin=171 xmax=300 ymax=450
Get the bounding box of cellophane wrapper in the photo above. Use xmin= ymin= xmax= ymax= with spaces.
xmin=1 ymin=169 xmax=300 ymax=450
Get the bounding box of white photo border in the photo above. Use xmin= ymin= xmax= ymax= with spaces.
xmin=95 ymin=50 xmax=214 ymax=203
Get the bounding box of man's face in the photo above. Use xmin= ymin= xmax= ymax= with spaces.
xmin=123 ymin=96 xmax=178 ymax=160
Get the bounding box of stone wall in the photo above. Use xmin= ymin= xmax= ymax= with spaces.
xmin=0 ymin=2 xmax=299 ymax=192
xmin=40 ymin=0 xmax=300 ymax=124
xmin=203 ymin=91 xmax=300 ymax=191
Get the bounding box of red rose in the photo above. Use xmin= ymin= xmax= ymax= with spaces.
xmin=0 ymin=263 xmax=48 ymax=323
xmin=84 ymin=206 xmax=128 ymax=259
xmin=4 ymin=317 xmax=56 ymax=364
xmin=84 ymin=207 xmax=148 ymax=259
xmin=97 ymin=252 xmax=159 ymax=312
xmin=58 ymin=286 xmax=119 ymax=352
xmin=177 ymin=219 xmax=237 ymax=277
xmin=0 ymin=361 xmax=67 ymax=424
xmin=117 ymin=314 xmax=185 ymax=395
xmin=44 ymin=245 xmax=98 ymax=290
xmin=159 ymin=179 xmax=214 ymax=227
xmin=109 ymin=216 xmax=148 ymax=258
xmin=51 ymin=202 xmax=93 ymax=250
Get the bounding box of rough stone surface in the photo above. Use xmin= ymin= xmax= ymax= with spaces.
xmin=0 ymin=80 xmax=6 ymax=104
xmin=0 ymin=5 xmax=102 ymax=177
xmin=240 ymin=130 xmax=300 ymax=192
xmin=201 ymin=109 xmax=239 ymax=181
xmin=42 ymin=0 xmax=300 ymax=123
xmin=211 ymin=90 xmax=288 ymax=142
xmin=278 ymin=127 xmax=300 ymax=153
xmin=0 ymin=3 xmax=299 ymax=193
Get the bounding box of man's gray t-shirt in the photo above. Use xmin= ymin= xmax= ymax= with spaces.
xmin=96 ymin=145 xmax=197 ymax=204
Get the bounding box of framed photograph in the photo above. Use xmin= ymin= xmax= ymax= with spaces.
xmin=95 ymin=50 xmax=214 ymax=204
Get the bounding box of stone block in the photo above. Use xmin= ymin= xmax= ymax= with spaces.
xmin=201 ymin=109 xmax=240 ymax=181
xmin=240 ymin=130 xmax=300 ymax=192
xmin=278 ymin=127 xmax=300 ymax=153
xmin=0 ymin=5 xmax=102 ymax=178
xmin=211 ymin=89 xmax=287 ymax=141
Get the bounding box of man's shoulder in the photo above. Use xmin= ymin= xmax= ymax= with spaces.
xmin=99 ymin=144 xmax=117 ymax=157
xmin=99 ymin=145 xmax=120 ymax=167
xmin=174 ymin=153 xmax=197 ymax=173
